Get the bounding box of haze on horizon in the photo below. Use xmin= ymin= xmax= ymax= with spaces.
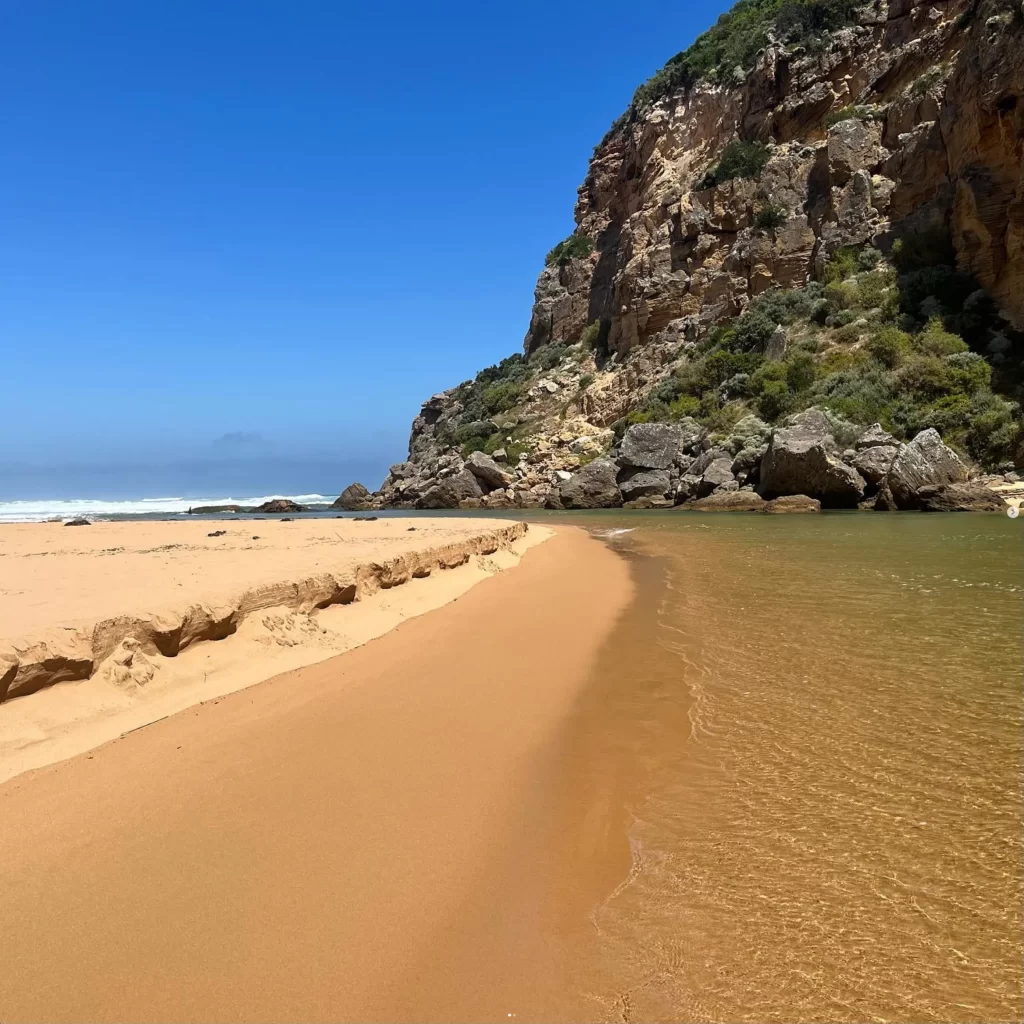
xmin=1 ymin=0 xmax=733 ymax=500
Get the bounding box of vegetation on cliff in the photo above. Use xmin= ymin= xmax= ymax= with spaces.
xmin=611 ymin=243 xmax=1022 ymax=469
xmin=632 ymin=0 xmax=868 ymax=110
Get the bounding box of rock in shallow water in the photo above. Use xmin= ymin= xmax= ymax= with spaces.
xmin=559 ymin=459 xmax=622 ymax=508
xmin=886 ymin=429 xmax=968 ymax=510
xmin=618 ymin=423 xmax=685 ymax=470
xmin=759 ymin=423 xmax=865 ymax=506
xmin=917 ymin=483 xmax=1006 ymax=512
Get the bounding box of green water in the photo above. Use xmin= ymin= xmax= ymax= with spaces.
xmin=538 ymin=511 xmax=1024 ymax=1023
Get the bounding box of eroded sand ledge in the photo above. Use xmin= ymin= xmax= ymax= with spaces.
xmin=0 ymin=517 xmax=546 ymax=782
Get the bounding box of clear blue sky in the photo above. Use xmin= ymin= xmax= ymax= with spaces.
xmin=0 ymin=0 xmax=731 ymax=498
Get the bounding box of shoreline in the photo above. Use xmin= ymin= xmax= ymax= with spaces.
xmin=0 ymin=525 xmax=634 ymax=1023
xmin=0 ymin=517 xmax=548 ymax=784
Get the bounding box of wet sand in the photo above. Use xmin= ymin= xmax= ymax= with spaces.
xmin=0 ymin=526 xmax=633 ymax=1023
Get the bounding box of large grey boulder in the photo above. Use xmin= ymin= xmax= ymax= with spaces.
xmin=688 ymin=446 xmax=731 ymax=478
xmin=617 ymin=467 xmax=672 ymax=501
xmin=886 ymin=429 xmax=968 ymax=509
xmin=699 ymin=457 xmax=737 ymax=497
xmin=417 ymin=470 xmax=484 ymax=509
xmin=917 ymin=483 xmax=1005 ymax=512
xmin=618 ymin=423 xmax=684 ymax=470
xmin=559 ymin=459 xmax=622 ymax=509
xmin=388 ymin=462 xmax=418 ymax=479
xmin=332 ymin=482 xmax=370 ymax=510
xmin=853 ymin=423 xmax=897 ymax=450
xmin=759 ymin=422 xmax=866 ymax=505
xmin=675 ymin=474 xmax=704 ymax=503
xmin=680 ymin=491 xmax=766 ymax=512
xmin=464 ymin=451 xmax=511 ymax=490
xmin=851 ymin=445 xmax=898 ymax=487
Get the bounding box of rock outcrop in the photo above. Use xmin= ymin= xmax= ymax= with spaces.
xmin=332 ymin=483 xmax=370 ymax=510
xmin=916 ymin=482 xmax=1006 ymax=511
xmin=886 ymin=428 xmax=969 ymax=508
xmin=253 ymin=499 xmax=307 ymax=514
xmin=759 ymin=417 xmax=866 ymax=505
xmin=558 ymin=458 xmax=622 ymax=509
xmin=371 ymin=0 xmax=1022 ymax=511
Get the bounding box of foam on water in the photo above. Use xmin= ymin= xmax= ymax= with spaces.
xmin=0 ymin=494 xmax=336 ymax=523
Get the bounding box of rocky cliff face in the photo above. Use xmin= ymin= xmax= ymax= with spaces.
xmin=531 ymin=0 xmax=1022 ymax=359
xmin=365 ymin=0 xmax=1024 ymax=513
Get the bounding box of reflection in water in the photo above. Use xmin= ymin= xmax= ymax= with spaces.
xmin=547 ymin=513 xmax=1023 ymax=1024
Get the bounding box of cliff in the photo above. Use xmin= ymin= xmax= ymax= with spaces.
xmin=368 ymin=0 xmax=1024 ymax=512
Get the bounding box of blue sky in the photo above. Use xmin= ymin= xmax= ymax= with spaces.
xmin=0 ymin=0 xmax=732 ymax=497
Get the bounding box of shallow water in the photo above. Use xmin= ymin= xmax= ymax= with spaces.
xmin=539 ymin=512 xmax=1023 ymax=1023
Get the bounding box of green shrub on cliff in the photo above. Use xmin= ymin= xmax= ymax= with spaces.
xmin=699 ymin=141 xmax=771 ymax=189
xmin=629 ymin=0 xmax=868 ymax=112
xmin=545 ymin=234 xmax=594 ymax=267
xmin=753 ymin=201 xmax=789 ymax=231
xmin=613 ymin=240 xmax=1023 ymax=468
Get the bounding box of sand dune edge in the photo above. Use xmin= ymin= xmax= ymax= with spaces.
xmin=0 ymin=519 xmax=549 ymax=783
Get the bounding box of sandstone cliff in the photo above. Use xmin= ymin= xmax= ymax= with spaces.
xmin=369 ymin=0 xmax=1024 ymax=512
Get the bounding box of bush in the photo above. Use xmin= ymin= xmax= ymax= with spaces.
xmin=669 ymin=394 xmax=701 ymax=418
xmin=867 ymin=326 xmax=912 ymax=368
xmin=786 ymin=351 xmax=816 ymax=392
xmin=753 ymin=202 xmax=788 ymax=231
xmin=475 ymin=354 xmax=529 ymax=387
xmin=579 ymin=321 xmax=601 ymax=350
xmin=757 ymin=379 xmax=791 ymax=420
xmin=629 ymin=0 xmax=867 ymax=108
xmin=823 ymin=246 xmax=862 ymax=283
xmin=531 ymin=344 xmax=566 ymax=370
xmin=945 ymin=352 xmax=992 ymax=394
xmin=700 ymin=140 xmax=771 ymax=189
xmin=545 ymin=234 xmax=594 ymax=267
xmin=578 ymin=373 xmax=595 ymax=391
xmin=732 ymin=308 xmax=777 ymax=351
xmin=916 ymin=317 xmax=968 ymax=357
xmin=481 ymin=381 xmax=524 ymax=414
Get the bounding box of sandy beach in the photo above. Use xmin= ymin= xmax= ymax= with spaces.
xmin=0 ymin=517 xmax=546 ymax=782
xmin=0 ymin=523 xmax=632 ymax=1022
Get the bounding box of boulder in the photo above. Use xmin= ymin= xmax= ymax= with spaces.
xmin=872 ymin=482 xmax=899 ymax=511
xmin=759 ymin=423 xmax=865 ymax=505
xmin=64 ymin=517 xmax=92 ymax=526
xmin=851 ymin=445 xmax=898 ymax=487
xmin=388 ymin=462 xmax=418 ymax=479
xmin=699 ymin=457 xmax=737 ymax=497
xmin=187 ymin=504 xmax=247 ymax=514
xmin=854 ymin=423 xmax=897 ymax=450
xmin=464 ymin=451 xmax=512 ymax=490
xmin=681 ymin=491 xmax=766 ymax=511
xmin=765 ymin=325 xmax=788 ymax=360
xmin=917 ymin=483 xmax=1006 ymax=512
xmin=491 ymin=448 xmax=508 ymax=463
xmin=618 ymin=422 xmax=684 ymax=470
xmin=623 ymin=495 xmax=674 ymax=509
xmin=732 ymin=443 xmax=768 ymax=485
xmin=784 ymin=408 xmax=834 ymax=436
xmin=689 ymin=447 xmax=731 ymax=478
xmin=331 ymin=482 xmax=370 ymax=509
xmin=559 ymin=459 xmax=622 ymax=509
xmin=675 ymin=474 xmax=704 ymax=503
xmin=617 ymin=467 xmax=672 ymax=501
xmin=253 ymin=499 xmax=307 ymax=514
xmin=763 ymin=494 xmax=821 ymax=514
xmin=886 ymin=429 xmax=969 ymax=509
xmin=417 ymin=470 xmax=484 ymax=509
